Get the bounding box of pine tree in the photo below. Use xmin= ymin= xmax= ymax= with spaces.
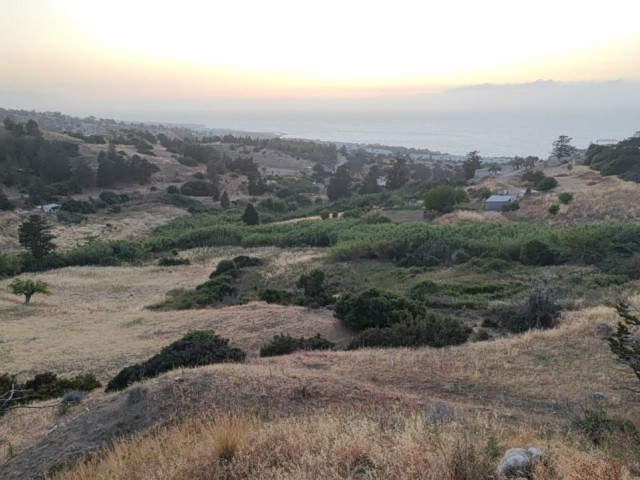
xmin=18 ymin=214 xmax=56 ymax=258
xmin=386 ymin=158 xmax=410 ymax=190
xmin=220 ymin=191 xmax=230 ymax=209
xmin=242 ymin=203 xmax=260 ymax=225
xmin=360 ymin=166 xmax=382 ymax=194
xmin=327 ymin=165 xmax=352 ymax=201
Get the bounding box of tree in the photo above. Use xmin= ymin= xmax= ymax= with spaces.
xmin=488 ymin=164 xmax=502 ymax=175
xmin=25 ymin=119 xmax=41 ymax=136
xmin=220 ymin=191 xmax=230 ymax=209
xmin=9 ymin=278 xmax=50 ymax=304
xmin=326 ymin=165 xmax=352 ymax=201
xmin=386 ymin=157 xmax=410 ymax=190
xmin=0 ymin=188 xmax=15 ymax=211
xmin=423 ymin=185 xmax=467 ymax=213
xmin=242 ymin=203 xmax=259 ymax=225
xmin=552 ymin=135 xmax=578 ymax=164
xmin=462 ymin=151 xmax=482 ymax=180
xmin=247 ymin=173 xmax=267 ymax=196
xmin=18 ymin=214 xmax=56 ymax=258
xmin=360 ymin=165 xmax=382 ymax=194
xmin=608 ymin=304 xmax=640 ymax=391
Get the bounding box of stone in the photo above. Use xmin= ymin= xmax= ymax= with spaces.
xmin=496 ymin=447 xmax=544 ymax=478
xmin=592 ymin=323 xmax=613 ymax=339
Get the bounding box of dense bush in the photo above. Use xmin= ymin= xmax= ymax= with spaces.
xmin=99 ymin=191 xmax=129 ymax=205
xmin=210 ymin=256 xmax=262 ymax=278
xmin=335 ymin=288 xmax=424 ymax=330
xmin=548 ymin=204 xmax=560 ymax=215
xmin=105 ymin=330 xmax=245 ymax=392
xmin=1 ymin=372 xmax=101 ymax=414
xmin=61 ymin=199 xmax=96 ymax=214
xmin=519 ymin=239 xmax=559 ymax=266
xmin=558 ymin=192 xmax=574 ymax=204
xmin=259 ymin=333 xmax=335 ymax=357
xmin=348 ymin=316 xmax=470 ymax=349
xmin=423 ymin=185 xmax=467 ymax=213
xmin=180 ymin=180 xmax=219 ymax=198
xmin=157 ymin=257 xmax=191 ymax=266
xmin=538 ymin=177 xmax=558 ymax=191
xmin=491 ymin=289 xmax=561 ymax=333
xmin=152 ymin=275 xmax=238 ymax=310
xmin=259 ymin=288 xmax=295 ymax=304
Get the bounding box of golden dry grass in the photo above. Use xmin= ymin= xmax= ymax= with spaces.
xmin=0 ymin=247 xmax=345 ymax=381
xmin=502 ymin=165 xmax=640 ymax=225
xmin=433 ymin=210 xmax=510 ymax=225
xmin=55 ymin=409 xmax=639 ymax=480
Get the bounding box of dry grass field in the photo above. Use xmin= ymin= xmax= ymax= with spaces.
xmin=1 ymin=293 xmax=639 ymax=478
xmin=0 ymin=247 xmax=342 ymax=380
xmin=479 ymin=165 xmax=640 ymax=225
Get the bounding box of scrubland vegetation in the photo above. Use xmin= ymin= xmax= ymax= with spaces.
xmin=1 ymin=116 xmax=640 ymax=478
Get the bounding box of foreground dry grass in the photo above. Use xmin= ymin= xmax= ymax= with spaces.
xmin=57 ymin=410 xmax=638 ymax=480
xmin=0 ymin=246 xmax=342 ymax=380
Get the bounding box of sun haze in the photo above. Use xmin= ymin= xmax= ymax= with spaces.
xmin=1 ymin=0 xmax=639 ymax=102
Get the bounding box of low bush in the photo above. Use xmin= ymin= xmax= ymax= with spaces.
xmin=491 ymin=288 xmax=561 ymax=333
xmin=1 ymin=372 xmax=101 ymax=414
xmin=105 ymin=330 xmax=245 ymax=392
xmin=348 ymin=316 xmax=470 ymax=349
xmin=538 ymin=177 xmax=558 ymax=191
xmin=157 ymin=257 xmax=191 ymax=266
xmin=558 ymin=192 xmax=574 ymax=204
xmin=548 ymin=204 xmax=560 ymax=215
xmin=152 ymin=275 xmax=239 ymax=310
xmin=335 ymin=289 xmax=425 ymax=330
xmin=99 ymin=191 xmax=129 ymax=205
xmin=259 ymin=288 xmax=295 ymax=304
xmin=519 ymin=239 xmax=559 ymax=266
xmin=180 ymin=180 xmax=219 ymax=198
xmin=61 ymin=199 xmax=96 ymax=214
xmin=259 ymin=333 xmax=335 ymax=357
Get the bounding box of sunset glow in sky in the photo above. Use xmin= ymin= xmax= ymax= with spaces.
xmin=1 ymin=0 xmax=640 ymax=101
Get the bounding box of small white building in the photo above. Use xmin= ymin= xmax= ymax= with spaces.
xmin=484 ymin=195 xmax=517 ymax=211
xmin=40 ymin=203 xmax=61 ymax=213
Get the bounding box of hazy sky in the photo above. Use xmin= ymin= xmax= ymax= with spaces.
xmin=1 ymin=0 xmax=640 ymax=114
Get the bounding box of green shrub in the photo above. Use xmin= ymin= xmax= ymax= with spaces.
xmin=152 ymin=275 xmax=238 ymax=310
xmin=61 ymin=199 xmax=96 ymax=214
xmin=558 ymin=192 xmax=574 ymax=204
xmin=157 ymin=257 xmax=191 ymax=266
xmin=166 ymin=185 xmax=180 ymax=194
xmin=105 ymin=330 xmax=245 ymax=392
xmin=519 ymin=239 xmax=558 ymax=266
xmin=259 ymin=333 xmax=335 ymax=357
xmin=99 ymin=191 xmax=129 ymax=205
xmin=348 ymin=316 xmax=470 ymax=349
xmin=1 ymin=372 xmax=101 ymax=414
xmin=538 ymin=177 xmax=558 ymax=191
xmin=548 ymin=204 xmax=560 ymax=215
xmin=492 ymin=289 xmax=561 ymax=333
xmin=502 ymin=201 xmax=520 ymax=212
xmin=320 ymin=210 xmax=330 ymax=220
xmin=211 ymin=259 xmax=237 ymax=278
xmin=231 ymin=255 xmax=262 ymax=268
xmin=180 ymin=180 xmax=219 ymax=197
xmin=335 ymin=289 xmax=424 ymax=331
xmin=259 ymin=288 xmax=295 ymax=304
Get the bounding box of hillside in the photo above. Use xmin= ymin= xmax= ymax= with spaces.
xmin=2 ymin=113 xmax=640 ymax=479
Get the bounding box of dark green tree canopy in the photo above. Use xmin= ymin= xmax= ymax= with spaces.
xmin=18 ymin=214 xmax=56 ymax=259
xmin=242 ymin=202 xmax=260 ymax=225
xmin=327 ymin=165 xmax=352 ymax=201
xmin=552 ymin=135 xmax=578 ymax=163
xmin=462 ymin=150 xmax=482 ymax=180
xmin=386 ymin=157 xmax=410 ymax=190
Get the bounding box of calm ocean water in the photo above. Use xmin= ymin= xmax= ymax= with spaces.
xmin=203 ymin=108 xmax=639 ymax=158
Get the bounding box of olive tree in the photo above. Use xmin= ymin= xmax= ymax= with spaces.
xmin=8 ymin=278 xmax=50 ymax=304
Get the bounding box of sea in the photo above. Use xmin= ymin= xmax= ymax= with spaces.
xmin=201 ymin=108 xmax=639 ymax=159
